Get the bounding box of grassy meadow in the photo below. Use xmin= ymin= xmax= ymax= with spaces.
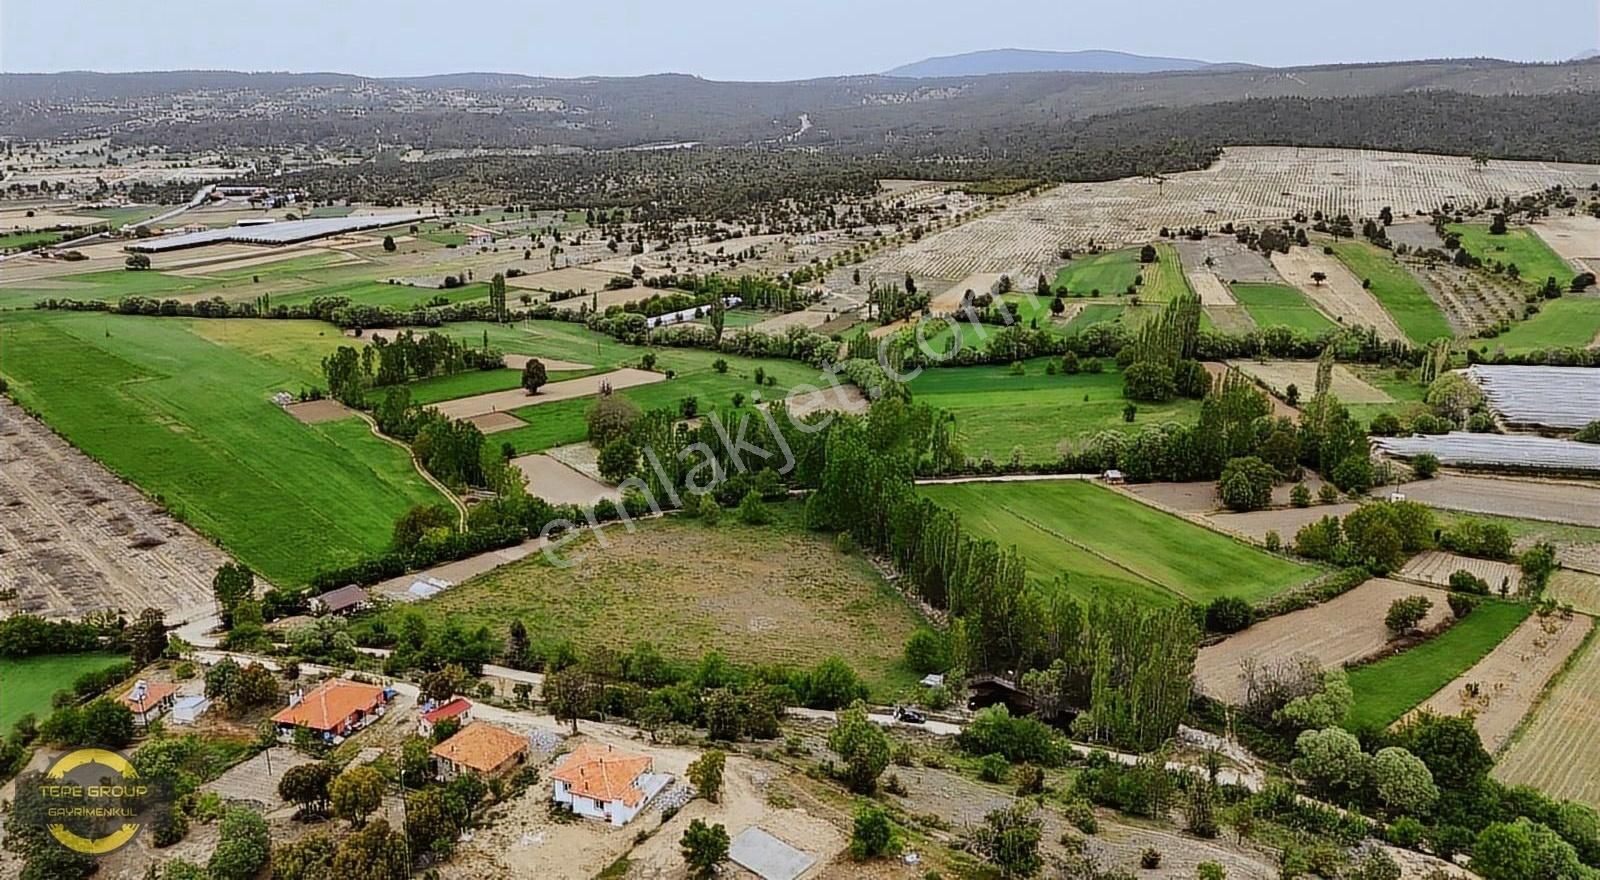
xmin=1053 ymin=249 xmax=1143 ymax=296
xmin=0 ymin=313 xmax=448 ymax=585
xmin=1480 ymin=296 xmax=1600 ymax=354
xmin=1449 ymin=224 xmax=1578 ymax=289
xmin=1229 ymin=283 xmax=1339 ymax=335
xmin=1331 ymin=241 xmax=1453 ymax=344
xmin=365 ymin=504 xmax=925 ymax=696
xmin=1343 ymin=600 xmax=1531 ymax=732
xmin=0 ymin=653 xmax=128 ymax=731
xmin=907 ymin=358 xmax=1201 ymax=464
xmin=919 ymin=480 xmax=1317 ymax=606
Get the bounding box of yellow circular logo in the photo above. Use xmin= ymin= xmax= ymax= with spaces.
xmin=40 ymin=748 xmax=150 ymax=854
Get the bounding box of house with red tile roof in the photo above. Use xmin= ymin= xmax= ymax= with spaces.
xmin=120 ymin=681 xmax=178 ymax=726
xmin=272 ymin=679 xmax=391 ymax=742
xmin=418 ymin=697 xmax=473 ymax=738
xmin=431 ymin=722 xmax=528 ymax=781
xmin=550 ymin=742 xmax=672 ymax=826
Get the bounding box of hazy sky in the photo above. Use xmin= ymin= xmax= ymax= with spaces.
xmin=3 ymin=0 xmax=1597 ymax=80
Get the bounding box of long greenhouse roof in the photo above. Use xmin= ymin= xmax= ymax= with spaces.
xmin=1374 ymin=432 xmax=1600 ymax=474
xmin=126 ymin=212 xmax=433 ymax=252
xmin=1467 ymin=365 xmax=1600 ymax=431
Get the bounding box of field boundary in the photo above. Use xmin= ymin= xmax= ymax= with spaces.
xmin=1005 ymin=505 xmax=1184 ymax=601
xmin=353 ymin=410 xmax=468 ymax=529
xmin=1493 ymin=618 xmax=1599 ymax=758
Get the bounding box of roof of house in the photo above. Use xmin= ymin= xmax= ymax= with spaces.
xmin=550 ymin=742 xmax=653 ymax=807
xmin=271 ymin=679 xmax=386 ymax=731
xmin=120 ymin=681 xmax=178 ymax=710
xmin=421 ymin=697 xmax=472 ymax=724
xmin=313 ymin=584 xmax=369 ymax=613
xmin=431 ymin=722 xmax=528 ymax=773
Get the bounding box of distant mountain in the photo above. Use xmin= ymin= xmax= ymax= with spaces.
xmin=884 ymin=48 xmax=1237 ymax=78
xmin=1573 ymin=49 xmax=1600 ymax=61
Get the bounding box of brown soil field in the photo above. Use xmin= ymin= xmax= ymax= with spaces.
xmin=510 ymin=454 xmax=620 ymax=507
xmin=166 ymin=246 xmax=364 ymax=277
xmin=1549 ymin=569 xmax=1600 ymax=615
xmin=1129 ymin=478 xmax=1332 ymax=515
xmin=431 ymin=368 xmax=665 ymax=420
xmin=1206 ymin=304 xmax=1259 ymax=335
xmin=0 ymin=209 xmax=108 ymax=230
xmin=1531 ymin=215 xmax=1600 ymax=264
xmin=1269 ymin=249 xmax=1409 ymax=340
xmin=0 ymin=398 xmax=230 ymax=621
xmin=1196 ymin=578 xmax=1451 ymax=703
xmin=1404 ymin=612 xmax=1592 ymax=753
xmin=780 ymin=383 xmax=870 ymax=419
xmin=1384 ymin=221 xmax=1446 ymax=251
xmin=1228 ymin=359 xmax=1393 ymax=404
xmin=1173 ymin=237 xmax=1283 ymax=284
xmin=1187 ymin=269 xmax=1238 ymax=306
xmin=467 ymin=411 xmax=528 ymax=434
xmin=1385 ymin=474 xmax=1600 ymax=528
xmin=504 ymin=266 xmax=622 ymax=294
xmin=1201 ymin=362 xmax=1299 ymax=419
xmin=500 ymin=353 xmax=592 ymax=371
xmin=1398 ymin=550 xmax=1522 ymax=595
xmin=751 ymin=308 xmax=834 ymax=333
xmin=1204 ymin=503 xmax=1360 ymax=541
xmin=284 ymin=398 xmax=354 ymax=424
xmin=1494 ymin=633 xmax=1600 ymax=807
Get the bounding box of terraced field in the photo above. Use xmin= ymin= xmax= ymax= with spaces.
xmin=1496 ymin=632 xmax=1600 ymax=806
xmin=1330 ymin=241 xmax=1453 ymax=344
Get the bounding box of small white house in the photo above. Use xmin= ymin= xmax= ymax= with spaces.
xmin=171 ymin=695 xmax=212 ymax=725
xmin=550 ymin=742 xmax=671 ymax=827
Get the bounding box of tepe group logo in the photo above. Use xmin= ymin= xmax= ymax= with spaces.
xmin=37 ymin=748 xmax=155 ymax=855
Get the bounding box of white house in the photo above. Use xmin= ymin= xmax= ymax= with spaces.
xmin=171 ymin=695 xmax=212 ymax=725
xmin=550 ymin=742 xmax=671 ymax=826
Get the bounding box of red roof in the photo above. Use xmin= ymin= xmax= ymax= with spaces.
xmin=551 ymin=742 xmax=653 ymax=807
xmin=272 ymin=679 xmax=386 ymax=732
xmin=120 ymin=681 xmax=178 ymax=711
xmin=422 ymin=697 xmax=472 ymax=724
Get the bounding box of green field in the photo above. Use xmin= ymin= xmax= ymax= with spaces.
xmin=1481 ymin=296 xmax=1600 ymax=354
xmin=0 ymin=653 xmax=127 ymax=731
xmin=1344 ymin=600 xmax=1531 ymax=732
xmin=365 ymin=505 xmax=924 ymax=696
xmin=1331 ymin=241 xmax=1453 ymax=344
xmin=1229 ymin=283 xmax=1338 ymax=335
xmin=1063 ymin=302 xmax=1127 ymax=332
xmin=908 ymin=359 xmax=1200 ymax=464
xmin=919 ymin=480 xmax=1317 ymax=606
xmin=1449 ymin=224 xmax=1578 ymax=289
xmin=0 ymin=313 xmax=448 ymax=585
xmin=0 ymin=229 xmax=69 ymax=250
xmin=268 ymin=279 xmax=490 ymax=310
xmin=1138 ymin=243 xmax=1193 ymax=303
xmin=1053 ymin=249 xmax=1143 ymax=296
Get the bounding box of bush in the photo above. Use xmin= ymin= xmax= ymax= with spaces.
xmin=850 ymin=805 xmax=895 ymax=860
xmin=1411 ymin=452 xmax=1440 ymax=478
xmin=1290 ymin=483 xmax=1312 ymax=507
xmin=1447 ymin=593 xmax=1481 ymax=619
xmin=1386 ymin=815 xmax=1427 ymax=848
xmin=1140 ymin=847 xmax=1162 ymax=869
xmin=736 ymin=491 xmax=771 ymax=525
xmin=958 ymin=706 xmax=1065 ymax=766
xmin=1576 ymin=421 xmax=1600 ymax=445
xmin=1218 ymin=456 xmax=1276 ymax=512
xmin=1204 ymin=597 xmax=1255 ymax=634
xmin=1385 ymin=595 xmax=1433 ymax=637
xmin=1063 ymin=797 xmax=1098 ymax=834
xmin=1318 ymin=483 xmax=1340 ymax=504
xmin=1013 ymin=763 xmax=1045 ymax=796
xmin=1440 ymin=519 xmax=1514 ymax=560
xmin=1197 ymin=863 xmax=1227 ymax=880
xmin=977 ymin=753 xmax=1010 ymax=783
xmin=1448 ymin=569 xmax=1490 ymax=595
xmin=903 ymin=629 xmax=950 ymax=675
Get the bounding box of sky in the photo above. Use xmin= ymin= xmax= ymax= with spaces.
xmin=2 ymin=0 xmax=1597 ymax=81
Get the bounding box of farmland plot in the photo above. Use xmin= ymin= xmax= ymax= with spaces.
xmin=1548 ymin=569 xmax=1600 ymax=615
xmin=1205 ymin=504 xmax=1361 ymax=542
xmin=428 ymin=368 xmax=666 ymax=420
xmin=1487 ymin=294 xmax=1600 ymax=354
xmin=1227 ymin=360 xmax=1392 ymax=403
xmin=1450 ymin=224 xmax=1578 ymax=289
xmin=1330 ymin=241 xmax=1453 ymax=344
xmin=1228 ymin=283 xmax=1338 ymax=335
xmin=1408 ymin=260 xmax=1526 ymax=335
xmin=1398 ymin=551 xmax=1522 ymax=595
xmin=1381 ymin=475 xmax=1600 ymax=528
xmin=1404 ymin=612 xmax=1591 ymax=753
xmin=1532 ymin=215 xmax=1600 ymax=278
xmin=1194 ymin=578 xmax=1451 ymax=703
xmin=1495 ymin=635 xmax=1600 ymax=806
xmin=847 ymin=147 xmax=1600 ymax=282
xmin=1270 ymin=248 xmax=1409 ymax=341
xmin=1172 ymin=237 xmax=1283 ymax=284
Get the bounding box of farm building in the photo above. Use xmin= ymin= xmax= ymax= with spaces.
xmin=309 ymin=584 xmax=370 ymax=616
xmin=125 ymin=211 xmax=432 ymax=252
xmin=431 ymin=722 xmax=529 ymax=781
xmin=418 ymin=697 xmax=473 ymax=738
xmin=120 ymin=680 xmax=178 ymax=726
xmin=1466 ymin=366 xmax=1600 ymax=431
xmin=550 ymin=742 xmax=672 ymax=826
xmin=272 ymin=679 xmax=393 ymax=742
xmin=170 ymin=695 xmax=212 ymax=725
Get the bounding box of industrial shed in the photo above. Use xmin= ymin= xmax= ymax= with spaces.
xmin=125 ymin=212 xmax=433 ymax=252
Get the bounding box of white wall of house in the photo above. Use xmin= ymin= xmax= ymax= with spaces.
xmin=551 ymin=772 xmax=672 ymax=826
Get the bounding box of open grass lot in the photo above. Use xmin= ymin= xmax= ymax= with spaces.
xmin=1331 ymin=241 xmax=1453 ymax=344
xmin=0 ymin=313 xmax=448 ymax=585
xmin=1229 ymin=282 xmax=1338 ymax=335
xmin=1053 ymin=248 xmax=1142 ymax=296
xmin=386 ymin=366 xmax=596 ymax=407
xmin=1343 ymin=600 xmax=1531 ymax=732
xmin=0 ymin=653 xmax=126 ymax=731
xmin=1450 ymin=224 xmax=1578 ymax=289
xmin=0 ymin=229 xmax=68 ymax=250
xmin=1138 ymin=243 xmax=1192 ymax=303
xmin=269 ymin=279 xmax=490 ymax=310
xmin=1480 ymin=296 xmax=1600 ymax=353
xmin=908 ymin=359 xmax=1201 ymax=464
xmin=919 ymin=480 xmax=1317 ymax=607
xmin=369 ymin=505 xmax=925 ymax=696
xmin=1062 ymin=302 xmax=1126 ymax=332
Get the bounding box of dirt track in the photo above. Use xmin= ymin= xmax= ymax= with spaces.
xmin=1383 ymin=474 xmax=1600 ymax=528
xmin=0 ymin=398 xmax=229 ymax=620
xmin=430 ymin=368 xmax=666 ymax=420
xmin=1196 ymin=578 xmax=1450 ymax=703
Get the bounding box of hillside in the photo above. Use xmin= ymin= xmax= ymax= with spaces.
xmin=884 ymin=47 xmax=1222 ymax=77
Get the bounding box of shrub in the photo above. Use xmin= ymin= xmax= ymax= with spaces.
xmin=850 ymin=805 xmax=895 ymax=860
xmin=1440 ymin=519 xmax=1514 ymax=560
xmin=1265 ymin=530 xmax=1282 ymax=553
xmin=1197 ymin=863 xmax=1227 ymax=880
xmin=1411 ymin=452 xmax=1440 ymax=478
xmin=1386 ymin=815 xmax=1426 ymax=848
xmin=958 ymin=706 xmax=1065 ymax=766
xmin=1140 ymin=847 xmax=1162 ymax=869
xmin=1063 ymin=797 xmax=1098 ymax=834
xmin=1576 ymin=421 xmax=1600 ymax=445
xmin=1447 ymin=593 xmax=1481 ymax=619
xmin=977 ymin=753 xmax=1010 ymax=783
xmin=1290 ymin=483 xmax=1312 ymax=507
xmin=1448 ymin=569 xmax=1490 ymax=595
xmin=1218 ymin=456 xmax=1276 ymax=512
xmin=1204 ymin=597 xmax=1255 ymax=634
xmin=1317 ymin=483 xmax=1341 ymax=504
xmin=1385 ymin=596 xmax=1434 ymax=637
xmin=1013 ymin=763 xmax=1045 ymax=796
xmin=903 ymin=628 xmax=950 ymax=675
